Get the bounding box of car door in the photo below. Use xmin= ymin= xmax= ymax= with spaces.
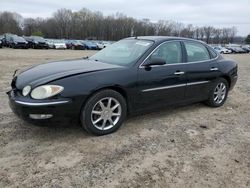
xmin=183 ymin=41 xmax=220 ymax=101
xmin=135 ymin=41 xmax=187 ymax=109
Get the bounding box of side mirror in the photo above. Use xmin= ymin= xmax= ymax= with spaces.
xmin=143 ymin=57 xmax=166 ymax=67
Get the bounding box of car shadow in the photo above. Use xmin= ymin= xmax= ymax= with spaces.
xmin=15 ymin=102 xmax=206 ymax=141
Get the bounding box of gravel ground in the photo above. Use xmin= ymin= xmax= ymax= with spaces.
xmin=0 ymin=49 xmax=249 ymax=188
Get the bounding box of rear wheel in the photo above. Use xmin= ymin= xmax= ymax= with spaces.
xmin=206 ymin=78 xmax=229 ymax=107
xmin=81 ymin=90 xmax=127 ymax=135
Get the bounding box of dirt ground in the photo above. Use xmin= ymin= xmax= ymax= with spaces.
xmin=0 ymin=48 xmax=249 ymax=188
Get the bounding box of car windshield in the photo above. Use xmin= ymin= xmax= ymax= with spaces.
xmin=33 ymin=36 xmax=45 ymax=43
xmin=89 ymin=39 xmax=153 ymax=65
xmin=13 ymin=36 xmax=26 ymax=42
xmin=54 ymin=40 xmax=65 ymax=44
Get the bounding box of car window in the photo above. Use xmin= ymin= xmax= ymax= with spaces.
xmin=89 ymin=39 xmax=153 ymax=65
xmin=184 ymin=42 xmax=210 ymax=62
xmin=150 ymin=41 xmax=182 ymax=64
xmin=209 ymin=48 xmax=218 ymax=58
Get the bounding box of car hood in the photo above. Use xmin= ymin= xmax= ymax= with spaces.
xmin=15 ymin=58 xmax=122 ymax=89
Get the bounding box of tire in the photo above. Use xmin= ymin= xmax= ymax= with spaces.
xmin=81 ymin=89 xmax=127 ymax=135
xmin=206 ymin=78 xmax=229 ymax=107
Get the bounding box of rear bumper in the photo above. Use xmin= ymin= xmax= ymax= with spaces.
xmin=7 ymin=90 xmax=79 ymax=123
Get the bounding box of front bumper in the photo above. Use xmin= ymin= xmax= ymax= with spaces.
xmin=229 ymin=75 xmax=238 ymax=91
xmin=7 ymin=90 xmax=77 ymax=123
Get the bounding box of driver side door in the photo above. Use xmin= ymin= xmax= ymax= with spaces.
xmin=135 ymin=41 xmax=187 ymax=109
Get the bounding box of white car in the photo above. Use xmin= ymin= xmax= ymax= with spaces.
xmin=53 ymin=40 xmax=67 ymax=49
xmin=213 ymin=46 xmax=232 ymax=54
xmin=96 ymin=42 xmax=104 ymax=50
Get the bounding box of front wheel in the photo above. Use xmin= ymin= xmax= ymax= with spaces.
xmin=206 ymin=78 xmax=229 ymax=107
xmin=81 ymin=90 xmax=127 ymax=135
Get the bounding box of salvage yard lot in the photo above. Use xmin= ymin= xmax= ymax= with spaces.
xmin=0 ymin=49 xmax=249 ymax=187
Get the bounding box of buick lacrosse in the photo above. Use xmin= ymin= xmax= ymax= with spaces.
xmin=7 ymin=36 xmax=238 ymax=135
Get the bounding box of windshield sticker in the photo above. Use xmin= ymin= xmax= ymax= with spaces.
xmin=135 ymin=41 xmax=151 ymax=46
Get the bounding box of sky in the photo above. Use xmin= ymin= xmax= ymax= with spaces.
xmin=1 ymin=0 xmax=250 ymax=36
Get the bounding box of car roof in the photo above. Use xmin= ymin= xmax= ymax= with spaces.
xmin=125 ymin=36 xmax=206 ymax=44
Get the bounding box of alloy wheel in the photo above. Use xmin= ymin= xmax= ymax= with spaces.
xmin=91 ymin=97 xmax=122 ymax=131
xmin=213 ymin=82 xmax=226 ymax=104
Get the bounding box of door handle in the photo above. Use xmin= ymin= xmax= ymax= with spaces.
xmin=210 ymin=67 xmax=218 ymax=71
xmin=174 ymin=71 xmax=185 ymax=75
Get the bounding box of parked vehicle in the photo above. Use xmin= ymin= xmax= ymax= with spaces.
xmin=24 ymin=36 xmax=49 ymax=49
xmin=213 ymin=46 xmax=232 ymax=54
xmin=83 ymin=41 xmax=98 ymax=50
xmin=53 ymin=40 xmax=67 ymax=49
xmin=7 ymin=36 xmax=238 ymax=135
xmin=8 ymin=35 xmax=28 ymax=49
xmin=226 ymin=47 xmax=246 ymax=54
xmin=241 ymin=46 xmax=250 ymax=53
xmin=2 ymin=33 xmax=16 ymax=47
xmin=45 ymin=39 xmax=55 ymax=49
xmin=95 ymin=41 xmax=105 ymax=50
xmin=70 ymin=40 xmax=86 ymax=50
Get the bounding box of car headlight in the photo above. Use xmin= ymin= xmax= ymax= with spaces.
xmin=22 ymin=85 xmax=31 ymax=96
xmin=31 ymin=85 xmax=64 ymax=99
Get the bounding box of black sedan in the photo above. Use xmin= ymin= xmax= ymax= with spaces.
xmin=8 ymin=36 xmax=28 ymax=49
xmin=24 ymin=36 xmax=49 ymax=49
xmin=7 ymin=36 xmax=238 ymax=135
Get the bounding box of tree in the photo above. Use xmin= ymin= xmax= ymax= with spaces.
xmin=0 ymin=9 xmax=240 ymax=42
xmin=0 ymin=11 xmax=22 ymax=34
xmin=245 ymin=35 xmax=250 ymax=44
xmin=203 ymin=26 xmax=214 ymax=43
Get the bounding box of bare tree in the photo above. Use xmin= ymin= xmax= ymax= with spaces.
xmin=0 ymin=11 xmax=22 ymax=34
xmin=203 ymin=26 xmax=214 ymax=43
xmin=0 ymin=9 xmax=239 ymax=43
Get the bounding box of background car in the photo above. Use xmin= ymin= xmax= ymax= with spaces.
xmin=53 ymin=39 xmax=67 ymax=49
xmin=213 ymin=46 xmax=232 ymax=54
xmin=2 ymin=33 xmax=15 ymax=47
xmin=24 ymin=36 xmax=49 ymax=49
xmin=83 ymin=41 xmax=98 ymax=50
xmin=70 ymin=40 xmax=86 ymax=50
xmin=95 ymin=41 xmax=105 ymax=50
xmin=226 ymin=47 xmax=246 ymax=54
xmin=45 ymin=39 xmax=55 ymax=49
xmin=8 ymin=35 xmax=28 ymax=49
xmin=241 ymin=46 xmax=250 ymax=53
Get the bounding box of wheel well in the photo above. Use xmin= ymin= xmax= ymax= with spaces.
xmin=83 ymin=86 xmax=129 ymax=113
xmin=221 ymin=75 xmax=231 ymax=88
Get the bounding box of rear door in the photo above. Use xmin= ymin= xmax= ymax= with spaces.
xmin=183 ymin=41 xmax=220 ymax=101
xmin=135 ymin=41 xmax=187 ymax=109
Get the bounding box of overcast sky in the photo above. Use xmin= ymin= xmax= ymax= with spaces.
xmin=1 ymin=0 xmax=250 ymax=36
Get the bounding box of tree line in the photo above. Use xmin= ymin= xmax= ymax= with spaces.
xmin=0 ymin=8 xmax=242 ymax=44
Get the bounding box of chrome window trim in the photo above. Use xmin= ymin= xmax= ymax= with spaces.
xmin=15 ymin=100 xmax=69 ymax=106
xmin=142 ymin=80 xmax=210 ymax=92
xmin=139 ymin=40 xmax=219 ymax=69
